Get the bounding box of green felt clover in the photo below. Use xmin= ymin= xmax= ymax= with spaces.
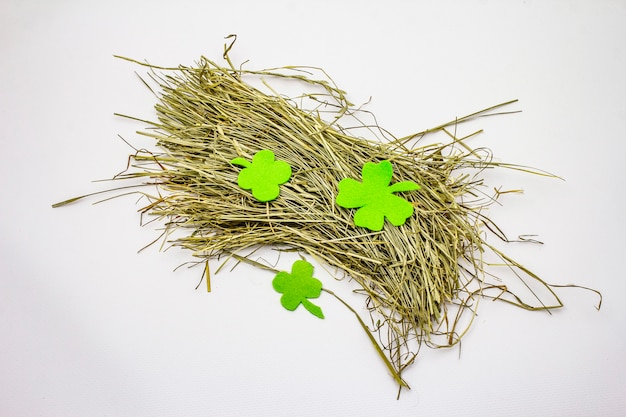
xmin=336 ymin=160 xmax=420 ymax=231
xmin=231 ymin=150 xmax=292 ymax=202
xmin=272 ymin=260 xmax=324 ymax=319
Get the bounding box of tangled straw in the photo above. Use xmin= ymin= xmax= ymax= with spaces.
xmin=54 ymin=37 xmax=596 ymax=392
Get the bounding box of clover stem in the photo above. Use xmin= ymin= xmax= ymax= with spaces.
xmin=301 ymin=299 xmax=324 ymax=319
xmin=388 ymin=181 xmax=420 ymax=193
xmin=230 ymin=157 xmax=251 ymax=168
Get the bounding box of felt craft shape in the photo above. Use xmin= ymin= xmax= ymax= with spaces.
xmin=231 ymin=149 xmax=292 ymax=202
xmin=272 ymin=260 xmax=324 ymax=319
xmin=336 ymin=160 xmax=420 ymax=231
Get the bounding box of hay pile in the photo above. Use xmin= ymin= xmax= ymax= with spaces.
xmin=55 ymin=40 xmax=576 ymax=390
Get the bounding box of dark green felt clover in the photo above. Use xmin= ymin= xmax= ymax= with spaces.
xmin=336 ymin=160 xmax=420 ymax=232
xmin=231 ymin=150 xmax=292 ymax=202
xmin=272 ymin=260 xmax=324 ymax=319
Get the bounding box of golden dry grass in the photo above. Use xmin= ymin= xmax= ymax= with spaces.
xmin=55 ymin=40 xmax=595 ymax=391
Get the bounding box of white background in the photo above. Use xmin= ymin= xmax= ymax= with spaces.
xmin=2 ymin=1 xmax=625 ymax=416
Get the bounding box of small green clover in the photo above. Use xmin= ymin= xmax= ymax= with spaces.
xmin=231 ymin=150 xmax=292 ymax=202
xmin=272 ymin=260 xmax=324 ymax=319
xmin=336 ymin=160 xmax=420 ymax=231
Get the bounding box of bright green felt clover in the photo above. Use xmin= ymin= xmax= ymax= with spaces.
xmin=231 ymin=150 xmax=292 ymax=202
xmin=272 ymin=260 xmax=324 ymax=319
xmin=336 ymin=160 xmax=420 ymax=231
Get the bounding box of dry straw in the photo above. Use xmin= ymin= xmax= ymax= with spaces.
xmin=54 ymin=36 xmax=599 ymax=393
